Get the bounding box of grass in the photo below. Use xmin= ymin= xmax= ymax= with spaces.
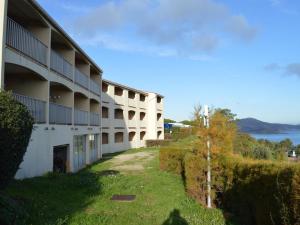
xmin=3 ymin=145 xmax=232 ymax=225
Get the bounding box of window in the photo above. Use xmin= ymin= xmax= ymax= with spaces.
xmin=140 ymin=112 xmax=146 ymax=121
xmin=115 ymin=87 xmax=123 ymax=96
xmin=157 ymin=113 xmax=162 ymax=121
xmin=157 ymin=96 xmax=162 ymax=103
xmin=140 ymin=131 xmax=146 ymax=141
xmin=102 ymin=133 xmax=109 ymax=144
xmin=115 ymin=132 xmax=124 ymax=143
xmin=140 ymin=94 xmax=146 ymax=102
xmin=128 ymin=110 xmax=136 ymax=120
xmin=129 ymin=132 xmax=136 ymax=142
xmin=115 ymin=108 xmax=124 ymax=119
xmin=157 ymin=131 xmax=162 ymax=139
xmin=102 ymin=82 xmax=108 ymax=93
xmin=128 ymin=91 xmax=135 ymax=99
xmin=102 ymin=107 xmax=109 ymax=118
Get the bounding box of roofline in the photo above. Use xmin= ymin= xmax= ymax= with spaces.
xmin=103 ymin=79 xmax=150 ymax=95
xmin=28 ymin=0 xmax=103 ymax=74
xmin=103 ymin=79 xmax=164 ymax=98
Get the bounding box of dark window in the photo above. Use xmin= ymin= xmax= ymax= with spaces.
xmin=157 ymin=97 xmax=162 ymax=103
xmin=128 ymin=110 xmax=136 ymax=120
xmin=115 ymin=87 xmax=123 ymax=96
xmin=157 ymin=113 xmax=162 ymax=121
xmin=157 ymin=131 xmax=162 ymax=139
xmin=129 ymin=132 xmax=136 ymax=142
xmin=102 ymin=133 xmax=109 ymax=144
xmin=128 ymin=91 xmax=135 ymax=99
xmin=140 ymin=131 xmax=146 ymax=140
xmin=102 ymin=107 xmax=109 ymax=118
xmin=102 ymin=82 xmax=108 ymax=93
xmin=115 ymin=108 xmax=124 ymax=119
xmin=115 ymin=132 xmax=124 ymax=143
xmin=140 ymin=112 xmax=146 ymax=121
xmin=140 ymin=94 xmax=146 ymax=102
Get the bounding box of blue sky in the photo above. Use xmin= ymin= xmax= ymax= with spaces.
xmin=37 ymin=0 xmax=300 ymax=124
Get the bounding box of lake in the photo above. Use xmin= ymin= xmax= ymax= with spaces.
xmin=250 ymin=130 xmax=300 ymax=145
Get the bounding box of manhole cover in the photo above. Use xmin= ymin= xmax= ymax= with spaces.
xmin=111 ymin=195 xmax=136 ymax=202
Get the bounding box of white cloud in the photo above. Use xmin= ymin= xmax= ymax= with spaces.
xmin=67 ymin=0 xmax=257 ymax=57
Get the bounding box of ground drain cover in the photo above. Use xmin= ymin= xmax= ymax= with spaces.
xmin=111 ymin=195 xmax=136 ymax=202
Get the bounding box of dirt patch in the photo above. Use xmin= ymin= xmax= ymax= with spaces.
xmin=110 ymin=151 xmax=155 ymax=173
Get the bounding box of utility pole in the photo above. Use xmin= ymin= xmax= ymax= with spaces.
xmin=204 ymin=105 xmax=212 ymax=208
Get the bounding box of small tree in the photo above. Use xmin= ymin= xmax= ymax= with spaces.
xmin=0 ymin=91 xmax=34 ymax=189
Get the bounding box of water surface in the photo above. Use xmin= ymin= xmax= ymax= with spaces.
xmin=250 ymin=130 xmax=300 ymax=145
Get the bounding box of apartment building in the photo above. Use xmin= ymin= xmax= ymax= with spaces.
xmin=0 ymin=0 xmax=164 ymax=179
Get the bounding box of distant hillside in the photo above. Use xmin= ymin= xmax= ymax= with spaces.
xmin=236 ymin=118 xmax=300 ymax=134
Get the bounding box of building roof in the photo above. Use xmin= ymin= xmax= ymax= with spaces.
xmin=103 ymin=79 xmax=164 ymax=98
xmin=28 ymin=0 xmax=103 ymax=74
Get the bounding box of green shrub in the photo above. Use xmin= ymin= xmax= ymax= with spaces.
xmin=220 ymin=159 xmax=300 ymax=225
xmin=184 ymin=152 xmax=207 ymax=205
xmin=0 ymin=193 xmax=28 ymax=225
xmin=182 ymin=149 xmax=300 ymax=225
xmin=146 ymin=139 xmax=171 ymax=147
xmin=159 ymin=147 xmax=187 ymax=175
xmin=0 ymin=91 xmax=34 ymax=189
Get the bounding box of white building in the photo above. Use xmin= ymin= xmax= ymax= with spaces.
xmin=0 ymin=0 xmax=164 ymax=179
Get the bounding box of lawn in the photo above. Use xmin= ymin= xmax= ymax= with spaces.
xmin=4 ymin=146 xmax=232 ymax=225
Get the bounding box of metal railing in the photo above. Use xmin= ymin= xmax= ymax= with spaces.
xmin=6 ymin=17 xmax=48 ymax=66
xmin=74 ymin=109 xmax=89 ymax=125
xmin=90 ymin=79 xmax=101 ymax=95
xmin=49 ymin=102 xmax=72 ymax=125
xmin=50 ymin=50 xmax=73 ymax=81
xmin=90 ymin=112 xmax=100 ymax=126
xmin=75 ymin=69 xmax=89 ymax=89
xmin=13 ymin=93 xmax=46 ymax=123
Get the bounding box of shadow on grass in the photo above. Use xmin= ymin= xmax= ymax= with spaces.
xmin=162 ymin=209 xmax=189 ymax=225
xmin=3 ymin=170 xmax=105 ymax=225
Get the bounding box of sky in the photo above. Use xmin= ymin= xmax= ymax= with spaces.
xmin=37 ymin=0 xmax=300 ymax=124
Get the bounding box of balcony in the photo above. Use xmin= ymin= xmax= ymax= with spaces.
xmin=50 ymin=50 xmax=73 ymax=81
xmin=74 ymin=109 xmax=89 ymax=125
xmin=6 ymin=17 xmax=48 ymax=66
xmin=90 ymin=112 xmax=100 ymax=126
xmin=75 ymin=69 xmax=89 ymax=90
xmin=90 ymin=79 xmax=101 ymax=96
xmin=13 ymin=93 xmax=46 ymax=123
xmin=49 ymin=102 xmax=72 ymax=125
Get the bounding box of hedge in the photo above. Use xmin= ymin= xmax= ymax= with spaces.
xmin=0 ymin=91 xmax=34 ymax=189
xmin=220 ymin=158 xmax=300 ymax=225
xmin=183 ymin=152 xmax=300 ymax=225
xmin=159 ymin=147 xmax=187 ymax=175
xmin=146 ymin=139 xmax=172 ymax=147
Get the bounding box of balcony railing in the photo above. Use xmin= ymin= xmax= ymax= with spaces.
xmin=90 ymin=112 xmax=100 ymax=126
xmin=49 ymin=102 xmax=72 ymax=125
xmin=50 ymin=50 xmax=73 ymax=81
xmin=90 ymin=79 xmax=101 ymax=96
xmin=74 ymin=109 xmax=89 ymax=125
xmin=13 ymin=93 xmax=46 ymax=123
xmin=6 ymin=17 xmax=48 ymax=66
xmin=75 ymin=69 xmax=89 ymax=90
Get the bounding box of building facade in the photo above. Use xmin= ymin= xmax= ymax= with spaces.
xmin=0 ymin=0 xmax=164 ymax=179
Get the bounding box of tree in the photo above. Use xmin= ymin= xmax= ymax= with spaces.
xmin=0 ymin=91 xmax=34 ymax=189
xmin=164 ymin=118 xmax=176 ymax=123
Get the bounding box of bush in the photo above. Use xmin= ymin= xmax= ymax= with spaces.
xmin=220 ymin=159 xmax=300 ymax=225
xmin=0 ymin=91 xmax=34 ymax=189
xmin=0 ymin=193 xmax=28 ymax=225
xmin=159 ymin=147 xmax=187 ymax=175
xmin=184 ymin=152 xmax=207 ymax=205
xmin=146 ymin=139 xmax=171 ymax=147
xmin=183 ymin=151 xmax=300 ymax=225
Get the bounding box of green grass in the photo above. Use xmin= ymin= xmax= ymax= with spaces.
xmin=4 ymin=146 xmax=232 ymax=225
